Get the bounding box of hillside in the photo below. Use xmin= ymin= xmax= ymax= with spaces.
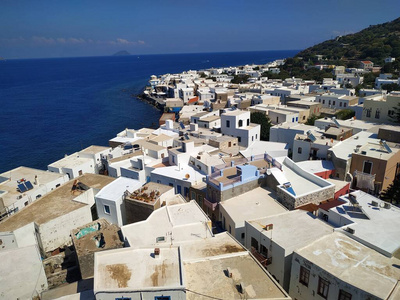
xmin=296 ymin=17 xmax=400 ymax=66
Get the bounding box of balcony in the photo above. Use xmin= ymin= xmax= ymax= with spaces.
xmin=251 ymin=247 xmax=272 ymax=267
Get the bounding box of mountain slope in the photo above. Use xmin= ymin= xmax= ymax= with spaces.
xmin=296 ymin=17 xmax=400 ymax=66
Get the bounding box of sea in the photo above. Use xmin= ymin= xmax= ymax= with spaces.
xmin=0 ymin=50 xmax=298 ymax=173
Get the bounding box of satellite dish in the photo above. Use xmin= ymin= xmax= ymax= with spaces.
xmin=185 ymin=174 xmax=190 ymax=179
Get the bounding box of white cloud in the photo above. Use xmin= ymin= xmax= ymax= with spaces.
xmin=138 ymin=40 xmax=145 ymax=45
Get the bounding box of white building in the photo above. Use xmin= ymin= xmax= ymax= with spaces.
xmin=95 ymin=177 xmax=142 ymax=226
xmin=0 ymin=174 xmax=114 ymax=252
xmin=318 ymin=191 xmax=400 ymax=258
xmin=273 ymin=157 xmax=335 ymax=210
xmin=245 ymin=210 xmax=333 ymax=291
xmin=289 ymin=232 xmax=400 ymax=300
xmin=0 ymin=245 xmax=48 ymax=299
xmin=292 ymin=132 xmax=338 ymax=162
xmin=219 ymin=187 xmax=287 ymax=245
xmin=315 ymin=94 xmax=358 ymax=110
xmin=94 ymin=201 xmax=290 ymax=300
xmin=221 ymin=109 xmax=260 ymax=147
xmin=270 ymin=122 xmax=319 ymax=153
xmin=0 ymin=166 xmax=68 ymax=219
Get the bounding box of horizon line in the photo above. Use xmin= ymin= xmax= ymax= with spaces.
xmin=2 ymin=49 xmax=302 ymax=61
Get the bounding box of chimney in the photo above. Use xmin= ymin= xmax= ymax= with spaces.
xmin=154 ymin=248 xmax=160 ymax=258
xmin=34 ymin=175 xmax=39 ymax=186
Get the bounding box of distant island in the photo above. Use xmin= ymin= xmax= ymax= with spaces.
xmin=113 ymin=50 xmax=131 ymax=56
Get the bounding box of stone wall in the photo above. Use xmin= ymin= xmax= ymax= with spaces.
xmin=277 ymin=186 xmax=335 ymax=210
xmin=124 ymin=198 xmax=160 ymax=225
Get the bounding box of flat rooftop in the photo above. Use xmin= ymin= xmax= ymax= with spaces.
xmin=94 ymin=247 xmax=182 ymax=291
xmin=0 ymin=174 xmax=114 ymax=232
xmin=295 ymin=160 xmax=334 ymax=174
xmin=79 ymin=145 xmax=110 ymax=154
xmin=355 ymin=141 xmax=400 ymax=160
xmin=125 ymin=182 xmax=174 ymax=205
xmin=96 ymin=177 xmax=142 ymax=202
xmin=220 ymin=187 xmax=287 ymax=228
xmin=48 ymin=153 xmax=92 ymax=169
xmin=296 ymin=232 xmax=400 ymax=299
xmin=0 ymin=166 xmax=67 ymax=207
xmin=281 ymin=160 xmax=325 ymax=195
xmin=122 ymin=201 xmax=212 ymax=248
xmin=0 ymin=245 xmax=46 ymax=299
xmin=184 ymin=252 xmax=288 ymax=299
xmin=248 ymin=210 xmax=333 ymax=254
xmin=332 ymin=191 xmax=400 ymax=257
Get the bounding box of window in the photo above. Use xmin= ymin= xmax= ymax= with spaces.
xmin=78 ymin=170 xmax=83 ymax=176
xmin=317 ymin=277 xmax=330 ymax=299
xmin=328 ymin=100 xmax=331 ymax=105
xmin=344 ymin=103 xmax=347 ymax=107
xmin=338 ymin=290 xmax=352 ymax=300
xmin=115 ymin=297 xmax=131 ymax=300
xmin=260 ymin=244 xmax=268 ymax=257
xmin=24 ymin=201 xmax=29 ymax=206
xmin=241 ymin=232 xmax=245 ymax=239
xmin=333 ymin=101 xmax=336 ymax=106
xmin=388 ymin=109 xmax=395 ymax=116
xmin=197 ymin=194 xmax=203 ymax=206
xmin=191 ymin=191 xmax=196 ymax=200
xmin=226 ymin=120 xmax=230 ymax=128
xmin=251 ymin=237 xmax=259 ymax=251
xmin=229 ymin=225 xmax=231 ymax=233
xmin=184 ymin=187 xmax=189 ymax=197
xmin=154 ymin=297 xmax=171 ymax=300
xmin=104 ymin=205 xmax=110 ymax=214
xmin=247 ymin=119 xmax=250 ymax=126
xmin=252 ymin=136 xmax=254 ymax=141
xmin=298 ymin=147 xmax=302 ymax=154
xmin=339 ymin=102 xmax=342 ymax=107
xmin=256 ymin=134 xmax=258 ymax=139
xmin=238 ymin=137 xmax=241 ymax=143
xmin=375 ymin=109 xmax=380 ymax=119
xmin=363 ymin=161 xmax=373 ymax=174
xmin=172 ymin=155 xmax=175 ymax=164
xmin=303 ymin=116 xmax=306 ymax=120
xmin=56 ymin=183 xmax=61 ymax=188
xmin=36 ymin=194 xmax=42 ymax=199
xmin=299 ymin=266 xmax=310 ymax=287
xmin=238 ymin=120 xmax=243 ymax=127
xmin=323 ymin=100 xmax=325 ymax=104
xmin=366 ymin=109 xmax=371 ymax=118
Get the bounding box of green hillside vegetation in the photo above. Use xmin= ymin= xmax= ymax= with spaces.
xmin=296 ymin=17 xmax=400 ymax=66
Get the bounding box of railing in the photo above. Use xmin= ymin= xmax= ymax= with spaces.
xmin=251 ymin=247 xmax=272 ymax=267
xmin=223 ymin=176 xmax=241 ymax=187
xmin=203 ymin=198 xmax=218 ymax=211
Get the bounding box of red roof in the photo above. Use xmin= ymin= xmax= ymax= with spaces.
xmin=361 ymin=61 xmax=373 ymax=64
xmin=188 ymin=96 xmax=198 ymax=104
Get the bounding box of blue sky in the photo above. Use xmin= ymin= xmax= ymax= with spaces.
xmin=1 ymin=0 xmax=399 ymax=59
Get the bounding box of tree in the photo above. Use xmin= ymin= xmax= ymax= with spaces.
xmin=250 ymin=112 xmax=272 ymax=141
xmin=335 ymin=109 xmax=355 ymax=120
xmin=305 ymin=114 xmax=319 ymax=125
xmin=381 ymin=83 xmax=400 ymax=93
xmin=380 ymin=174 xmax=400 ymax=204
xmin=390 ymin=102 xmax=400 ymax=123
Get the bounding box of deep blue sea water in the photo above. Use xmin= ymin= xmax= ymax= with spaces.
xmin=0 ymin=50 xmax=298 ymax=173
